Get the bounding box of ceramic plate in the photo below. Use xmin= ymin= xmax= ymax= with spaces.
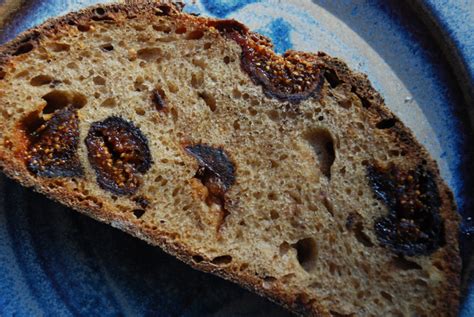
xmin=0 ymin=0 xmax=472 ymax=316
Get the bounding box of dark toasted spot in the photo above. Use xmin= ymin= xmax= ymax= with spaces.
xmin=85 ymin=117 xmax=152 ymax=195
xmin=26 ymin=107 xmax=83 ymax=177
xmin=367 ymin=162 xmax=445 ymax=256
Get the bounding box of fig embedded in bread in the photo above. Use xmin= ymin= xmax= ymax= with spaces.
xmin=0 ymin=2 xmax=460 ymax=316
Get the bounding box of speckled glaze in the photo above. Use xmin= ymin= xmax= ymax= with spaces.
xmin=0 ymin=0 xmax=472 ymax=316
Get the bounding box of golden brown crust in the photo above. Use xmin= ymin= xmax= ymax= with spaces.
xmin=0 ymin=1 xmax=460 ymax=316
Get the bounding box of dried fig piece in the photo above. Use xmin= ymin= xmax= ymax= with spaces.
xmin=85 ymin=117 xmax=152 ymax=195
xmin=185 ymin=144 xmax=235 ymax=200
xmin=26 ymin=107 xmax=83 ymax=177
xmin=367 ymin=162 xmax=445 ymax=256
xmin=186 ymin=144 xmax=235 ymax=231
xmin=229 ymin=32 xmax=323 ymax=103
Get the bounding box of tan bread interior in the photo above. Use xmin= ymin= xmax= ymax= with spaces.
xmin=0 ymin=13 xmax=452 ymax=317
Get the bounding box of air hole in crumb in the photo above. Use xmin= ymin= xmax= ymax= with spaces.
xmin=132 ymin=209 xmax=145 ymax=219
xmin=170 ymin=107 xmax=179 ymax=122
xmin=30 ymin=75 xmax=54 ymax=86
xmin=191 ymin=72 xmax=204 ymax=88
xmin=67 ymin=62 xmax=78 ymax=69
xmin=100 ymin=43 xmax=114 ymax=51
xmin=134 ymin=77 xmax=147 ymax=91
xmin=391 ymin=256 xmax=422 ymax=270
xmin=15 ymin=69 xmax=29 ymax=78
xmin=203 ymin=42 xmax=212 ymax=49
xmin=14 ymin=42 xmax=34 ymax=56
xmin=137 ymin=47 xmax=162 ymax=62
xmin=249 ymin=108 xmax=257 ymax=116
xmin=198 ymin=92 xmax=216 ymax=112
xmin=0 ymin=70 xmax=5 ymax=80
xmin=267 ymin=110 xmax=279 ymax=121
xmin=94 ymin=7 xmax=106 ymax=15
xmin=293 ymin=238 xmax=317 ymax=272
xmin=304 ymin=128 xmax=335 ymax=179
xmin=232 ymin=88 xmax=241 ymax=99
xmin=414 ymin=279 xmax=428 ymax=287
xmin=376 ymin=118 xmax=397 ymax=129
xmin=192 ymin=255 xmax=204 ymax=263
xmin=211 ymin=255 xmax=232 ymax=265
xmin=233 ymin=120 xmax=240 ymax=130
xmin=268 ymin=192 xmax=277 ymax=201
xmin=262 ymin=276 xmax=277 ymax=289
xmin=223 ymin=56 xmax=230 ymax=64
xmin=279 ymin=241 xmax=290 ymax=256
xmin=151 ymin=87 xmax=167 ymax=111
xmin=172 ymin=187 xmax=180 ymax=197
xmin=329 ymin=310 xmax=354 ymax=317
xmin=167 ymin=82 xmax=179 ymax=93
xmin=186 ymin=30 xmax=204 ymax=40
xmin=320 ymin=197 xmax=333 ymax=217
xmin=77 ymin=24 xmax=91 ymax=32
xmin=353 ymin=222 xmax=373 ymax=247
xmin=47 ymin=42 xmax=70 ymax=52
xmin=100 ymin=97 xmax=116 ymax=108
xmin=270 ymin=210 xmax=279 ymax=219
xmin=135 ymin=108 xmax=146 ymax=116
xmin=175 ymin=26 xmax=187 ymax=34
xmin=380 ymin=291 xmax=393 ymax=303
xmin=42 ymin=90 xmax=87 ymax=114
xmin=93 ymin=76 xmax=106 ymax=86
xmin=324 ymin=68 xmax=342 ymax=88
xmin=153 ymin=24 xmax=172 ymax=33
xmin=192 ymin=58 xmax=207 ymax=69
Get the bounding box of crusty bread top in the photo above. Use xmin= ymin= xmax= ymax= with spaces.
xmin=0 ymin=1 xmax=461 ymax=316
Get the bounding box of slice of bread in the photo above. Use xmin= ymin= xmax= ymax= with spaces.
xmin=0 ymin=2 xmax=460 ymax=316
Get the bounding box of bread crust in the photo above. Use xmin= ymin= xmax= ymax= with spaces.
xmin=0 ymin=2 xmax=460 ymax=316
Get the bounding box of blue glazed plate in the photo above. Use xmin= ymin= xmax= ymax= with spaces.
xmin=0 ymin=1 xmax=472 ymax=316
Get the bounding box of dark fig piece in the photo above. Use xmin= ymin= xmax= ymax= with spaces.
xmin=367 ymin=162 xmax=445 ymax=256
xmin=85 ymin=116 xmax=152 ymax=195
xmin=228 ymin=32 xmax=323 ymax=103
xmin=26 ymin=107 xmax=83 ymax=177
xmin=186 ymin=144 xmax=235 ymax=231
xmin=185 ymin=144 xmax=235 ymax=199
xmin=242 ymin=49 xmax=323 ymax=102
